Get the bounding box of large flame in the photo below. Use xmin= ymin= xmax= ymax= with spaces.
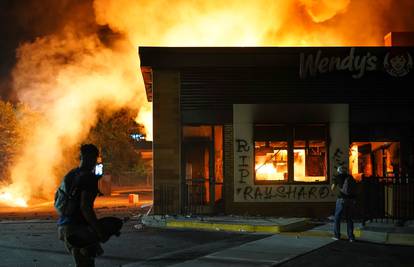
xmin=300 ymin=0 xmax=351 ymax=23
xmin=255 ymin=149 xmax=326 ymax=182
xmin=134 ymin=102 xmax=153 ymax=141
xmin=349 ymin=144 xmax=359 ymax=179
xmin=0 ymin=186 xmax=27 ymax=207
xmin=0 ymin=0 xmax=409 ymax=207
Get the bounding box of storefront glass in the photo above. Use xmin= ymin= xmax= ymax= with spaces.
xmin=182 ymin=125 xmax=223 ymax=208
xmin=349 ymin=142 xmax=400 ymax=181
xmin=294 ymin=140 xmax=327 ymax=182
xmin=254 ymin=124 xmax=327 ymax=183
xmin=255 ymin=141 xmax=288 ymax=181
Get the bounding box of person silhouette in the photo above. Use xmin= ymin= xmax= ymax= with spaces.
xmin=57 ymin=144 xmax=122 ymax=266
xmin=331 ymin=165 xmax=356 ymax=242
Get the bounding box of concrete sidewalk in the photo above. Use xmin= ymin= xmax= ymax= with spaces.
xmin=129 ymin=216 xmax=414 ymax=267
xmin=169 ymin=234 xmax=334 ymax=267
xmin=142 ymin=215 xmax=414 ymax=246
xmin=305 ymin=220 xmax=414 ymax=246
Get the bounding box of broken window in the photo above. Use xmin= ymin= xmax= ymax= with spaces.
xmin=254 ymin=125 xmax=289 ymax=182
xmin=293 ymin=125 xmax=327 ymax=182
xmin=254 ymin=124 xmax=327 ymax=183
xmin=255 ymin=141 xmax=289 ymax=181
xmin=294 ymin=140 xmax=327 ymax=182
xmin=349 ymin=142 xmax=400 ymax=180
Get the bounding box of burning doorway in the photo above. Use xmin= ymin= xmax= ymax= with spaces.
xmin=182 ymin=125 xmax=223 ymax=214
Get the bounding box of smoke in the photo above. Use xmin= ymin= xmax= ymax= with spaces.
xmin=0 ymin=0 xmax=97 ymax=100
xmin=1 ymin=0 xmax=414 ymax=206
xmin=0 ymin=0 xmax=148 ymax=206
xmin=300 ymin=0 xmax=351 ymax=23
xmin=94 ymin=0 xmax=414 ymax=46
xmin=7 ymin=26 xmax=145 ymax=201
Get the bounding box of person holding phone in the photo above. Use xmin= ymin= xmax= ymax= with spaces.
xmin=57 ymin=144 xmax=108 ymax=266
xmin=95 ymin=162 xmax=103 ymax=176
xmin=331 ymin=165 xmax=356 ymax=242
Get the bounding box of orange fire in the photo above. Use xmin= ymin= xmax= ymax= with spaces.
xmin=255 ymin=149 xmax=326 ymax=182
xmin=134 ymin=102 xmax=153 ymax=141
xmin=0 ymin=0 xmax=403 ymax=207
xmin=0 ymin=183 xmax=28 ymax=207
xmin=349 ymin=144 xmax=359 ymax=179
xmin=256 ymin=150 xmax=288 ymax=181
xmin=0 ymin=192 xmax=27 ymax=208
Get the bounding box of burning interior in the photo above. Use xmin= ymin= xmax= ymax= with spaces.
xmin=183 ymin=125 xmax=223 ymax=206
xmin=255 ymin=125 xmax=327 ymax=183
xmin=349 ymin=142 xmax=400 ymax=181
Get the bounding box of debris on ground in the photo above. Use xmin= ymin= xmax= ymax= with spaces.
xmin=132 ymin=203 xmax=153 ymax=230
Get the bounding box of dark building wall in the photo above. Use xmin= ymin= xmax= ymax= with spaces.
xmin=180 ymin=67 xmax=414 ymax=107
xmin=223 ymin=124 xmax=234 ymax=214
xmin=152 ymin=70 xmax=181 ymax=214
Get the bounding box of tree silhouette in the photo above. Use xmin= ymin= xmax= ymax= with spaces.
xmin=85 ymin=108 xmax=147 ymax=186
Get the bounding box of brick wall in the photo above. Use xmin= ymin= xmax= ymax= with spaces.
xmin=152 ymin=70 xmax=181 ymax=214
xmin=223 ymin=124 xmax=234 ymax=213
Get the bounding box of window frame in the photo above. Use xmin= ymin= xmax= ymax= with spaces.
xmin=254 ymin=123 xmax=329 ymax=185
xmin=349 ymin=141 xmax=401 ymax=180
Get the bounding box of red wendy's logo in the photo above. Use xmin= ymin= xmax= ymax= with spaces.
xmin=384 ymin=51 xmax=413 ymax=77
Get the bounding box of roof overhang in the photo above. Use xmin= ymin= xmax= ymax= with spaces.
xmin=141 ymin=66 xmax=152 ymax=102
xmin=138 ymin=36 xmax=414 ymax=102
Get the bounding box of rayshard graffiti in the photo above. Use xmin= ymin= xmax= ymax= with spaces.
xmin=238 ymin=185 xmax=331 ymax=201
xmin=234 ymin=136 xmax=335 ymax=202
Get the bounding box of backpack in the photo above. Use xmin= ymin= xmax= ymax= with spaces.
xmin=340 ymin=175 xmax=356 ymax=197
xmin=54 ymin=170 xmax=82 ymax=217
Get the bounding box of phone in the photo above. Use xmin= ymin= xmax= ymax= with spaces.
xmin=95 ymin=163 xmax=103 ymax=176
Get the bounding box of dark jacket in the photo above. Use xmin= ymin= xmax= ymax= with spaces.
xmin=333 ymin=173 xmax=356 ymax=199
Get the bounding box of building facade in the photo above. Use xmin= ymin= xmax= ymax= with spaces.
xmin=140 ymin=40 xmax=414 ymax=217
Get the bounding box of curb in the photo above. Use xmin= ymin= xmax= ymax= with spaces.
xmin=143 ymin=217 xmax=414 ymax=246
xmin=387 ymin=232 xmax=414 ymax=246
xmin=304 ymin=228 xmax=414 ymax=246
xmin=303 ymin=228 xmax=362 ymax=238
xmin=165 ymin=218 xmax=310 ymax=234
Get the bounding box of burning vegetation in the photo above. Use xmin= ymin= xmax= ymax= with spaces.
xmin=0 ymin=0 xmax=413 ymax=207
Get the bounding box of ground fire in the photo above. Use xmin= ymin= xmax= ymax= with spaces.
xmin=0 ymin=0 xmax=412 ymax=208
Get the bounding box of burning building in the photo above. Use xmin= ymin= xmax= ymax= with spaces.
xmin=140 ymin=32 xmax=414 ymax=217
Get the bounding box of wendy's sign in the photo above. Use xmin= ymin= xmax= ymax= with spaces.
xmin=299 ymin=47 xmax=413 ymax=79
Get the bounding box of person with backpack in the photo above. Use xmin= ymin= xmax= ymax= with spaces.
xmin=56 ymin=144 xmax=122 ymax=267
xmin=331 ymin=165 xmax=357 ymax=242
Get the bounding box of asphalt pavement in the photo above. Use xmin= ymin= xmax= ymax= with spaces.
xmin=278 ymin=238 xmax=414 ymax=267
xmin=1 ymin=217 xmax=413 ymax=267
xmin=1 ymin=191 xmax=413 ymax=267
xmin=0 ymin=219 xmax=267 ymax=267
